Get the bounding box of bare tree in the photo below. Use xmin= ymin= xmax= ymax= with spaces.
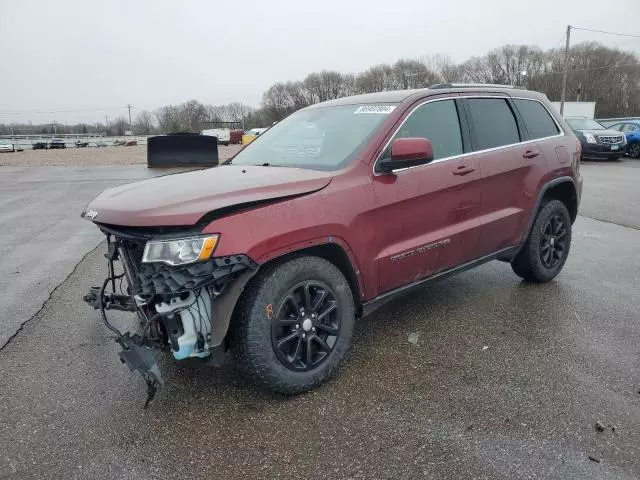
xmin=262 ymin=82 xmax=297 ymax=122
xmin=225 ymin=102 xmax=251 ymax=122
xmin=155 ymin=105 xmax=181 ymax=133
xmin=424 ymin=54 xmax=461 ymax=83
xmin=134 ymin=110 xmax=156 ymax=134
xmin=178 ymin=100 xmax=208 ymax=131
xmin=390 ymin=58 xmax=439 ymax=89
xmin=112 ymin=116 xmax=128 ymax=136
xmin=356 ymin=64 xmax=395 ymax=93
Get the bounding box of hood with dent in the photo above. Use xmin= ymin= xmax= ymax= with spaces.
xmin=84 ymin=165 xmax=333 ymax=227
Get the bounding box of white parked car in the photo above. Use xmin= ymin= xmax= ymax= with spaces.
xmin=0 ymin=140 xmax=15 ymax=152
xmin=201 ymin=128 xmax=231 ymax=146
xmin=248 ymin=127 xmax=268 ymax=136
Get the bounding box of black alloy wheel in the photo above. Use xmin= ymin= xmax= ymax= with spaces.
xmin=629 ymin=143 xmax=640 ymax=159
xmin=539 ymin=214 xmax=567 ymax=268
xmin=271 ymin=281 xmax=340 ymax=371
xmin=511 ymin=199 xmax=572 ymax=283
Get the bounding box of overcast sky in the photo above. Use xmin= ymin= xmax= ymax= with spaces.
xmin=1 ymin=0 xmax=639 ymax=125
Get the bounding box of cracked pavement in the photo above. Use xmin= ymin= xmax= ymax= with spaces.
xmin=0 ymin=160 xmax=639 ymax=479
xmin=0 ymin=166 xmax=193 ymax=349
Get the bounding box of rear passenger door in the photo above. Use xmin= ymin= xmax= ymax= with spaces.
xmin=461 ymin=96 xmax=551 ymax=255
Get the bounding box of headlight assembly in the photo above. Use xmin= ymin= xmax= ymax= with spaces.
xmin=583 ymin=133 xmax=597 ymax=144
xmin=142 ymin=235 xmax=219 ymax=266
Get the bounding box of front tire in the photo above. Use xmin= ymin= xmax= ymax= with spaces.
xmin=511 ymin=200 xmax=572 ymax=282
xmin=231 ymin=256 xmax=355 ymax=394
xmin=628 ymin=142 xmax=640 ymax=159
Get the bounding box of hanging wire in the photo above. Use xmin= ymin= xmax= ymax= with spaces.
xmin=571 ymin=27 xmax=640 ymax=39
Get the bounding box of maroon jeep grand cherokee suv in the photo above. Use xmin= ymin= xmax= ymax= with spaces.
xmin=82 ymin=84 xmax=582 ymax=403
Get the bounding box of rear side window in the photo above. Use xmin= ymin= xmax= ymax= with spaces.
xmin=466 ymin=98 xmax=519 ymax=151
xmin=382 ymin=99 xmax=463 ymax=161
xmin=513 ymin=99 xmax=559 ymax=139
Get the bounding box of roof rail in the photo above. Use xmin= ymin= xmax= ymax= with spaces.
xmin=430 ymin=83 xmax=517 ymax=89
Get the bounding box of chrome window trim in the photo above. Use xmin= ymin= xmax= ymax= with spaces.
xmin=373 ymin=95 xmax=566 ymax=177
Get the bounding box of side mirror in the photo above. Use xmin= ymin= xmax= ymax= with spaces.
xmin=377 ymin=137 xmax=434 ymax=174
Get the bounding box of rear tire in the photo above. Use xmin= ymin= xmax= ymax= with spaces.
xmin=628 ymin=142 xmax=640 ymax=159
xmin=231 ymin=256 xmax=355 ymax=394
xmin=511 ymin=200 xmax=572 ymax=282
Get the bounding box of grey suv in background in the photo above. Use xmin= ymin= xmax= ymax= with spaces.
xmin=566 ymin=117 xmax=626 ymax=160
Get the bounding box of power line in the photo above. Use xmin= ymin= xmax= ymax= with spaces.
xmin=537 ymin=62 xmax=639 ymax=77
xmin=571 ymin=26 xmax=640 ymax=39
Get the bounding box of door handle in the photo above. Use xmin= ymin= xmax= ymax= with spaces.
xmin=523 ymin=149 xmax=540 ymax=159
xmin=453 ymin=165 xmax=476 ymax=176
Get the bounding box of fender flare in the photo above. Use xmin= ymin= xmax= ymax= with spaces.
xmin=513 ymin=176 xmax=577 ymax=258
xmin=210 ymin=236 xmax=363 ymax=347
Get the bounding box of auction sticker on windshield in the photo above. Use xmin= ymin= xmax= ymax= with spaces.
xmin=354 ymin=105 xmax=396 ymax=114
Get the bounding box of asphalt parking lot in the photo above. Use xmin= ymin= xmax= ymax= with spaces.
xmin=1 ymin=159 xmax=639 ymax=479
xmin=0 ymin=166 xmax=194 ymax=348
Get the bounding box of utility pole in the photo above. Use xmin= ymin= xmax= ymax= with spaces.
xmin=560 ymin=25 xmax=571 ymax=116
xmin=127 ymin=104 xmax=133 ymax=130
xmin=576 ymin=82 xmax=582 ymax=102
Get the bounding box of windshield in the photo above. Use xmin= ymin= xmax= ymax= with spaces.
xmin=566 ymin=118 xmax=605 ymax=130
xmin=231 ymin=104 xmax=397 ymax=170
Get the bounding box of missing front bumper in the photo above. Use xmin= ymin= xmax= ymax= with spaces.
xmin=83 ymin=233 xmax=258 ymax=407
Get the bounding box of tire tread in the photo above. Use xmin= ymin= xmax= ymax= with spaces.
xmin=231 ymin=256 xmax=355 ymax=394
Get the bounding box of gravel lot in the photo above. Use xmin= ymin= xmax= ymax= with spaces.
xmin=0 ymin=144 xmax=243 ymax=167
xmin=1 ymin=156 xmax=639 ymax=479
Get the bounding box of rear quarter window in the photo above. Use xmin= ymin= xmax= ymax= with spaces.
xmin=466 ymin=98 xmax=520 ymax=151
xmin=513 ymin=99 xmax=560 ymax=140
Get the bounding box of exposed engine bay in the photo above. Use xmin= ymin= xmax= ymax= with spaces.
xmin=83 ymin=229 xmax=256 ymax=407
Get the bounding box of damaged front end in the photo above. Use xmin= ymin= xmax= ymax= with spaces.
xmin=83 ymin=226 xmax=257 ymax=407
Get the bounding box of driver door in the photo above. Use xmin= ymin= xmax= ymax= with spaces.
xmin=370 ymin=97 xmax=482 ymax=294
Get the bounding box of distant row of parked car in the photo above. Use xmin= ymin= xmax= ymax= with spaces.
xmin=0 ymin=140 xmax=17 ymax=152
xmin=0 ymin=138 xmax=138 ymax=151
xmin=33 ymin=138 xmax=68 ymax=149
xmin=566 ymin=118 xmax=640 ymax=160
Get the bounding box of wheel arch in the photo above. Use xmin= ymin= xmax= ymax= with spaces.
xmin=540 ymin=177 xmax=578 ymax=223
xmin=256 ymin=241 xmax=363 ymax=317
xmin=214 ymin=240 xmax=364 ymax=349
xmin=512 ymin=176 xmax=577 ymax=260
xmin=628 ymin=139 xmax=640 ymax=158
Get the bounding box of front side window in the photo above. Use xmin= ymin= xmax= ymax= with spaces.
xmin=466 ymin=98 xmax=520 ymax=151
xmin=231 ymin=104 xmax=396 ymax=171
xmin=513 ymin=99 xmax=559 ymax=139
xmin=623 ymin=123 xmax=639 ymax=133
xmin=380 ymin=99 xmax=463 ymax=162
